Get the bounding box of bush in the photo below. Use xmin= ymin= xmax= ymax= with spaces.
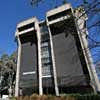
xmin=9 ymin=97 xmax=16 ymax=100
xmin=10 ymin=93 xmax=100 ymax=100
xmin=30 ymin=94 xmax=39 ymax=100
xmin=40 ymin=95 xmax=48 ymax=100
xmin=23 ymin=96 xmax=30 ymax=100
xmin=47 ymin=95 xmax=55 ymax=100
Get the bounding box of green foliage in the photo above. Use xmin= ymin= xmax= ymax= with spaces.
xmin=1 ymin=54 xmax=9 ymax=62
xmin=0 ymin=51 xmax=17 ymax=94
xmin=9 ymin=97 xmax=16 ymax=100
xmin=67 ymin=93 xmax=100 ymax=100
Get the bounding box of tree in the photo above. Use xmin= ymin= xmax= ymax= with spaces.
xmin=0 ymin=51 xmax=17 ymax=95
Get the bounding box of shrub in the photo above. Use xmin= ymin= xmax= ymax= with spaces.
xmin=10 ymin=93 xmax=100 ymax=100
xmin=23 ymin=96 xmax=30 ymax=100
xmin=40 ymin=95 xmax=48 ymax=100
xmin=30 ymin=94 xmax=39 ymax=100
xmin=9 ymin=97 xmax=16 ymax=100
xmin=55 ymin=96 xmax=61 ymax=100
xmin=47 ymin=95 xmax=55 ymax=100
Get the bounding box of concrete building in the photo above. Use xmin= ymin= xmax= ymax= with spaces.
xmin=15 ymin=3 xmax=100 ymax=96
xmin=15 ymin=17 xmax=42 ymax=96
xmin=95 ymin=62 xmax=100 ymax=81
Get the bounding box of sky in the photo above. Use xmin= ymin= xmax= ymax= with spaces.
xmin=0 ymin=0 xmax=100 ymax=63
xmin=0 ymin=0 xmax=84 ymax=56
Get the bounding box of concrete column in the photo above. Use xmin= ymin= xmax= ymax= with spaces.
xmin=15 ymin=36 xmax=21 ymax=96
xmin=38 ymin=38 xmax=43 ymax=95
xmin=46 ymin=18 xmax=59 ymax=96
xmin=8 ymin=86 xmax=12 ymax=97
xmin=72 ymin=8 xmax=100 ymax=93
xmin=35 ymin=21 xmax=43 ymax=95
xmin=81 ymin=32 xmax=100 ymax=92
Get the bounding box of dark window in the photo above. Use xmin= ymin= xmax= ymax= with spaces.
xmin=42 ymin=65 xmax=51 ymax=76
xmin=47 ymin=9 xmax=72 ymax=21
xmin=18 ymin=22 xmax=34 ymax=32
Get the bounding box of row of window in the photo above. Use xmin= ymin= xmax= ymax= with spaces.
xmin=40 ymin=26 xmax=52 ymax=76
xmin=42 ymin=65 xmax=52 ymax=76
xmin=41 ymin=51 xmax=50 ymax=58
xmin=41 ymin=57 xmax=51 ymax=64
xmin=41 ymin=46 xmax=49 ymax=52
xmin=41 ymin=42 xmax=48 ymax=47
xmin=40 ymin=25 xmax=49 ymax=35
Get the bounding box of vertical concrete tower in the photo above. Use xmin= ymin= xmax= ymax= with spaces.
xmin=74 ymin=7 xmax=100 ymax=93
xmin=46 ymin=3 xmax=100 ymax=94
xmin=15 ymin=17 xmax=42 ymax=96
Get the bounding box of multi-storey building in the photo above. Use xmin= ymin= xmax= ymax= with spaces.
xmin=95 ymin=62 xmax=100 ymax=81
xmin=15 ymin=3 xmax=100 ymax=96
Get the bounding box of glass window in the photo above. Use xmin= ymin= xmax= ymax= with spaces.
xmin=41 ymin=51 xmax=49 ymax=58
xmin=41 ymin=47 xmax=48 ymax=51
xmin=41 ymin=42 xmax=48 ymax=47
xmin=42 ymin=57 xmax=51 ymax=64
xmin=42 ymin=65 xmax=51 ymax=76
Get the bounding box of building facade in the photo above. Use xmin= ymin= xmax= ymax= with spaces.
xmin=15 ymin=3 xmax=100 ymax=96
xmin=95 ymin=62 xmax=100 ymax=81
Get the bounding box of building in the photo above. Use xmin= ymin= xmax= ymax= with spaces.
xmin=95 ymin=62 xmax=100 ymax=81
xmin=15 ymin=3 xmax=100 ymax=96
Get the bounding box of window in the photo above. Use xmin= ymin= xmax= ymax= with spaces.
xmin=41 ymin=42 xmax=48 ymax=47
xmin=42 ymin=65 xmax=51 ymax=76
xmin=41 ymin=50 xmax=49 ymax=57
xmin=47 ymin=9 xmax=72 ymax=21
xmin=42 ymin=57 xmax=51 ymax=64
xmin=18 ymin=22 xmax=34 ymax=32
xmin=41 ymin=46 xmax=48 ymax=52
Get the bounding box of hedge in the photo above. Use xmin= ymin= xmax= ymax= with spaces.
xmin=9 ymin=93 xmax=100 ymax=100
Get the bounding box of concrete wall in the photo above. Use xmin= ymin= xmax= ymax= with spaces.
xmin=19 ymin=32 xmax=38 ymax=95
xmin=53 ymin=32 xmax=87 ymax=84
xmin=49 ymin=19 xmax=91 ymax=93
